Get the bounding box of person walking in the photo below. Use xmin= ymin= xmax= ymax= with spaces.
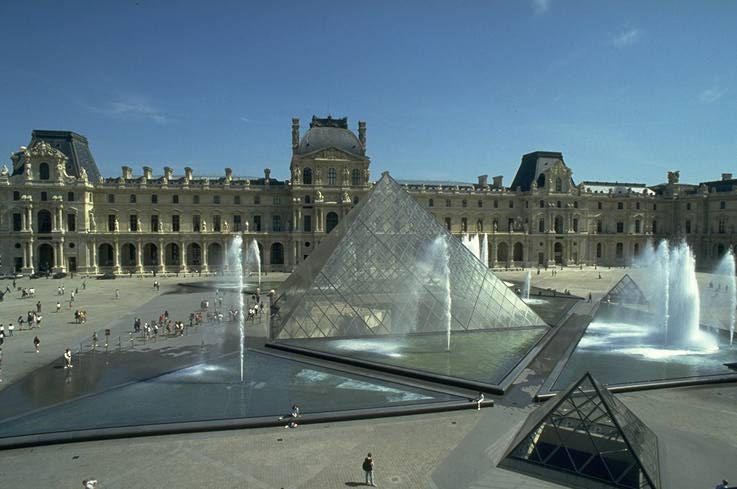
xmin=64 ymin=348 xmax=73 ymax=369
xmin=33 ymin=335 xmax=40 ymax=353
xmin=36 ymin=300 xmax=42 ymax=313
xmin=362 ymin=453 xmax=375 ymax=486
xmin=56 ymin=301 xmax=61 ymax=312
xmin=716 ymin=480 xmax=729 ymax=489
xmin=472 ymin=392 xmax=485 ymax=410
xmin=114 ymin=289 xmax=120 ymax=300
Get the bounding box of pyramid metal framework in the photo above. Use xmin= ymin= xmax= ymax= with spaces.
xmin=500 ymin=372 xmax=660 ymax=489
xmin=601 ymin=275 xmax=649 ymax=306
xmin=269 ymin=172 xmax=546 ymax=341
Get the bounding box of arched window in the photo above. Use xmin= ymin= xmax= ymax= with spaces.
xmin=13 ymin=191 xmax=20 ymax=201
xmin=536 ymin=174 xmax=545 ymax=188
xmin=326 ymin=212 xmax=339 ymax=233
xmin=270 ymin=243 xmax=284 ymax=264
xmin=555 ymin=177 xmax=563 ymax=192
xmin=327 ymin=168 xmax=337 ymax=185
xmin=39 ymin=162 xmax=50 ymax=180
xmin=351 ymin=168 xmax=361 ymax=186
xmin=302 ymin=167 xmax=313 ymax=185
xmin=616 ymin=242 xmax=624 ymax=259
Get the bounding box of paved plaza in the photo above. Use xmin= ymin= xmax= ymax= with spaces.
xmin=0 ymin=267 xmax=736 ymax=488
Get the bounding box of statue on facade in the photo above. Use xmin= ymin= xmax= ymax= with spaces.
xmin=201 ymin=219 xmax=207 ymax=232
xmin=316 ymin=190 xmax=324 ymax=201
xmin=114 ymin=217 xmax=119 ymax=231
xmin=0 ymin=164 xmax=8 ymax=176
xmin=363 ymin=168 xmax=369 ymax=183
xmin=291 ymin=164 xmax=300 ymax=183
xmin=89 ymin=211 xmax=96 ymax=231
xmin=343 ymin=166 xmax=350 ymax=182
xmin=244 ymin=221 xmax=249 ymax=232
xmin=79 ymin=167 xmax=88 ymax=182
xmin=315 ymin=168 xmax=322 ymax=184
xmin=223 ymin=220 xmax=229 ymax=232
xmin=137 ymin=217 xmax=142 ymax=231
xmin=343 ymin=192 xmax=350 ymax=203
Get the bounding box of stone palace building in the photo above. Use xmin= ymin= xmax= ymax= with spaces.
xmin=1 ymin=115 xmax=736 ymax=275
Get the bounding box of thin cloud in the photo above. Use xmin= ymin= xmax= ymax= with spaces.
xmin=89 ymin=97 xmax=176 ymax=124
xmin=612 ymin=28 xmax=642 ymax=47
xmin=239 ymin=116 xmax=251 ymax=123
xmin=532 ymin=0 xmax=550 ymax=14
xmin=699 ymin=84 xmax=727 ymax=103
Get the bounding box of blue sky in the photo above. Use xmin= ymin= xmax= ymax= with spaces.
xmin=1 ymin=0 xmax=735 ymax=185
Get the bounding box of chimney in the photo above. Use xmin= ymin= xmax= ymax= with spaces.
xmin=358 ymin=120 xmax=366 ymax=149
xmin=184 ymin=167 xmax=193 ymax=181
xmin=163 ymin=166 xmax=173 ymax=180
xmin=492 ymin=175 xmax=503 ymax=188
xmin=477 ymin=174 xmax=488 ymax=187
xmin=143 ymin=166 xmax=153 ymax=180
xmin=723 ymin=173 xmax=733 ymax=181
xmin=225 ymin=167 xmax=233 ymax=181
xmin=121 ymin=165 xmax=132 ymax=179
xmin=292 ymin=118 xmax=300 ymax=151
xmin=264 ymin=168 xmax=271 ymax=183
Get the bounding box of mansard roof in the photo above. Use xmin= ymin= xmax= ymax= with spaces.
xmin=510 ymin=151 xmax=575 ymax=192
xmin=12 ymin=130 xmax=102 ymax=182
xmin=296 ymin=116 xmax=365 ymax=158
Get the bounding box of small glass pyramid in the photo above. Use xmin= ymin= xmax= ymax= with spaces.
xmin=501 ymin=372 xmax=661 ymax=489
xmin=602 ymin=275 xmax=649 ymax=306
xmin=268 ymin=172 xmax=549 ymax=389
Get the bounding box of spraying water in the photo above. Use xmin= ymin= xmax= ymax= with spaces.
xmin=480 ymin=234 xmax=488 ymax=267
xmin=245 ymin=239 xmax=262 ymax=286
xmin=429 ymin=236 xmax=452 ymax=352
xmin=714 ymin=250 xmax=736 ymax=345
xmin=522 ymin=270 xmax=531 ymax=300
xmin=227 ymin=235 xmax=246 ymax=382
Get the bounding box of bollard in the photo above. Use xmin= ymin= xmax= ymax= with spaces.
xmin=129 ymin=332 xmax=134 ymax=349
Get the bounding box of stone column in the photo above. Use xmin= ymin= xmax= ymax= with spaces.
xmin=158 ymin=239 xmax=165 ymax=273
xmin=28 ymin=240 xmax=35 ymax=273
xmin=202 ymin=241 xmax=209 ymax=273
xmin=57 ymin=238 xmax=66 ymax=272
xmin=26 ymin=206 xmax=33 ymax=231
xmin=180 ymin=240 xmax=188 ymax=273
xmin=91 ymin=240 xmax=98 ymax=273
xmin=136 ymin=239 xmax=144 ymax=273
xmin=293 ymin=239 xmax=300 ymax=269
xmin=113 ymin=239 xmax=121 ymax=273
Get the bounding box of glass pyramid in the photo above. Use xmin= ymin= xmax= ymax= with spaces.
xmin=601 ymin=275 xmax=648 ymax=306
xmin=268 ymin=172 xmax=548 ymax=389
xmin=500 ymin=372 xmax=661 ymax=489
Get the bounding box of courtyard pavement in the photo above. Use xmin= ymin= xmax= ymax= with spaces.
xmin=0 ymin=267 xmax=735 ymax=488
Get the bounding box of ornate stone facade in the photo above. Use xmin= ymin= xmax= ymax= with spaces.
xmin=1 ymin=120 xmax=736 ymax=275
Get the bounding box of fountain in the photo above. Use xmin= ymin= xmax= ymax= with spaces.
xmin=480 ymin=234 xmax=488 ymax=268
xmin=245 ymin=239 xmax=262 ymax=286
xmin=713 ymin=250 xmax=736 ymax=345
xmin=522 ymin=270 xmax=531 ymax=300
xmin=429 ymin=236 xmax=452 ymax=352
xmin=226 ymin=235 xmax=247 ymax=382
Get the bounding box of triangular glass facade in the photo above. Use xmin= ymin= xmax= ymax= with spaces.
xmin=268 ymin=172 xmax=548 ymax=388
xmin=501 ymin=372 xmax=661 ymax=489
xmin=271 ymin=172 xmax=545 ymax=340
xmin=601 ymin=275 xmax=648 ymax=306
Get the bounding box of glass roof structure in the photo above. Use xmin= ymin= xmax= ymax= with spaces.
xmin=268 ymin=172 xmax=549 ymax=390
xmin=601 ymin=275 xmax=648 ymax=306
xmin=501 ymin=372 xmax=661 ymax=489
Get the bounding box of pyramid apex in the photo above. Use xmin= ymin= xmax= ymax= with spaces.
xmin=381 ymin=170 xmax=391 ymax=177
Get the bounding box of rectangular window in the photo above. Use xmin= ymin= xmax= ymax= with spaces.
xmin=192 ymin=215 xmax=201 ymax=232
xmin=108 ymin=194 xmax=115 ymax=203
xmin=652 ymin=220 xmax=657 ymax=233
xmin=617 ymin=202 xmax=623 ymax=210
xmin=573 ymin=218 xmax=578 ymax=232
xmin=477 ymin=200 xmax=483 ymax=208
xmin=13 ymin=213 xmax=22 ymax=231
xmin=540 ymin=200 xmax=544 ymax=208
xmin=253 ymin=215 xmax=262 ymax=231
xmin=172 ymin=214 xmax=180 ymax=232
xmin=597 ymin=202 xmax=602 ymax=210
xmin=508 ymin=218 xmax=514 ymax=230
xmin=493 ymin=200 xmax=498 ymax=209
xmin=234 ymin=195 xmax=241 ymax=205
xmin=272 ymin=215 xmax=282 ymax=232
xmin=41 ymin=191 xmax=48 ymax=201
xmin=67 ymin=192 xmax=74 ymax=202
xmin=254 ymin=195 xmax=261 ymax=205
xmin=539 ymin=219 xmax=545 ymax=232
xmin=214 ymin=195 xmax=221 ymax=204
xmin=67 ymin=213 xmax=76 ymax=232
xmin=616 ymin=222 xmax=624 ymax=233
xmin=130 ymin=215 xmax=138 ymax=232
xmin=108 ymin=214 xmax=116 ymax=232
xmin=273 ymin=195 xmax=281 ymax=206
xmin=686 ymin=202 xmax=691 ymax=210
xmin=636 ymin=202 xmax=640 ymax=210
xmin=445 ymin=199 xmax=451 ymax=208
xmin=233 ymin=215 xmax=242 ymax=232
xmin=653 ymin=203 xmax=657 ymax=211
xmin=130 ymin=194 xmax=137 ymax=204
xmin=444 ymin=217 xmax=451 ymax=230
xmin=303 ymin=215 xmax=311 ymax=232
xmin=719 ymin=220 xmax=726 ymax=233
xmin=685 ymin=220 xmax=691 ymax=234
xmin=462 ymin=200 xmax=467 ymax=208
xmin=151 ymin=215 xmax=159 ymax=232
xmin=172 ymin=195 xmax=179 ymax=204
xmin=721 ymin=201 xmax=726 ymax=210
xmin=151 ymin=194 xmax=158 ymax=204
xmin=428 ymin=199 xmax=434 ymax=207
xmin=509 ymin=201 xmax=514 ymax=208
xmin=193 ymin=195 xmax=200 ymax=204
xmin=597 ymin=220 xmax=602 ymax=233
xmin=213 ymin=215 xmax=221 ymax=232
xmin=635 ymin=220 xmax=641 ymax=233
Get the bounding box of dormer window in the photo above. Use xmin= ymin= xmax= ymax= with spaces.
xmin=39 ymin=162 xmax=50 ymax=180
xmin=327 ymin=168 xmax=336 ymax=185
xmin=555 ymin=177 xmax=562 ymax=192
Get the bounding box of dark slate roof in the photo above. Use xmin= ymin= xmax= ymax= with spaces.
xmin=296 ymin=116 xmax=364 ymax=157
xmin=510 ymin=151 xmax=566 ymax=192
xmin=698 ymin=178 xmax=737 ymax=193
xmin=13 ymin=130 xmax=102 ymax=182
